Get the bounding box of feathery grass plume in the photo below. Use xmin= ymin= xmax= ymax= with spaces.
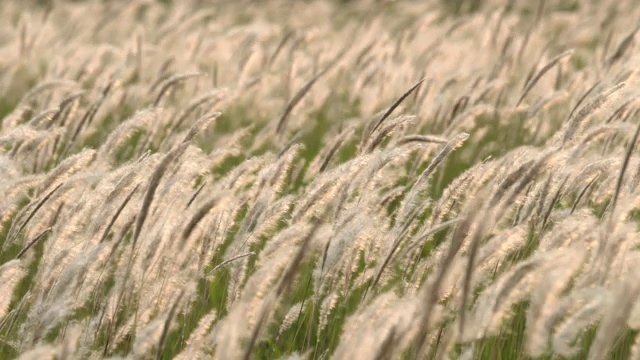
xmin=524 ymin=247 xmax=588 ymax=357
xmin=570 ymin=122 xmax=636 ymax=159
xmin=609 ymin=120 xmax=640 ymax=221
xmin=133 ymin=142 xmax=188 ymax=247
xmin=174 ymin=310 xmax=217 ymax=360
xmin=99 ymin=145 xmax=188 ymax=352
xmin=540 ymin=175 xmax=568 ymax=229
xmin=562 ymin=82 xmax=626 ymax=145
xmin=0 ymin=260 xmax=25 ymax=320
xmin=399 ymin=132 xmax=469 ymax=226
xmin=36 ymin=148 xmax=96 ymax=195
xmin=588 ymin=283 xmax=640 ymax=359
xmin=16 ymin=79 xmax=78 ymax=108
xmin=430 ymin=157 xmax=489 ymax=224
xmin=552 ymin=290 xmax=613 ymax=357
xmin=362 ymin=78 xmax=425 ymax=146
xmin=571 ymin=173 xmax=601 ymax=214
xmin=456 ymin=162 xmax=547 ymax=337
xmin=398 ymin=133 xmax=449 ymax=147
xmin=181 ymin=111 xmax=220 ymax=144
xmin=152 ymin=71 xmax=204 ymax=107
xmin=275 ymin=48 xmax=344 ymax=136
xmin=99 ymin=184 xmax=140 ymax=243
xmin=493 ymin=152 xmax=554 ymax=228
xmin=155 ymin=290 xmax=184 ymax=360
xmin=0 ymin=125 xmax=54 ymax=152
xmin=26 ymin=108 xmax=58 ymax=128
xmin=43 ymin=90 xmax=85 ymax=130
xmin=606 ymin=25 xmax=640 ymax=68
xmin=333 ymin=292 xmax=420 ymax=360
xmin=268 ymin=30 xmax=295 ymax=69
xmin=369 ymin=217 xmax=460 ymax=297
xmin=567 ymin=81 xmax=601 ymax=121
xmin=413 ymin=205 xmax=475 ymax=359
xmin=290 ymin=174 xmax=344 ymax=223
xmin=604 ymin=97 xmax=640 ymax=125
xmin=181 ymin=196 xmax=219 ymax=241
xmin=97 ymin=108 xmax=159 ymax=162
xmin=515 ymin=49 xmax=573 ymax=108
xmin=459 ymin=229 xmax=492 ymax=337
xmin=243 ymin=220 xmax=322 ymax=360
xmin=364 ymin=114 xmax=416 ymax=153
xmin=62 ymin=80 xmax=114 ymax=158
xmin=534 ymin=172 xmax=553 ymax=221
xmin=132 ymin=317 xmax=165 ymax=358
xmin=488 ymin=157 xmax=536 ymax=207
xmin=248 ymin=196 xmax=293 ymax=244
xmin=171 ymin=88 xmax=227 ymax=133
xmin=463 ymin=248 xmax=585 ymax=343
xmin=15 ymin=227 xmax=51 ymax=259
xmin=3 ymin=182 xmax=63 ymax=251
xmin=276 ymin=302 xmax=304 ymax=337
xmin=317 ymin=128 xmax=351 ymax=172
xmin=472 ymin=224 xmax=527 ymax=285
xmin=266 ymin=145 xmax=303 ymax=195
xmin=7 ymin=126 xmax=65 ymax=166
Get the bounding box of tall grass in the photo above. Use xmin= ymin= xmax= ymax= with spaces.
xmin=2 ymin=0 xmax=640 ymax=359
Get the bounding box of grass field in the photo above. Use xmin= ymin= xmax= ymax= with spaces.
xmin=2 ymin=0 xmax=640 ymax=358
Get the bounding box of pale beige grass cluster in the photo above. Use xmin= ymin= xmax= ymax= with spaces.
xmin=2 ymin=0 xmax=640 ymax=359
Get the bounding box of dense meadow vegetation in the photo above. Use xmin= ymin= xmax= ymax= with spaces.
xmin=2 ymin=0 xmax=640 ymax=358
